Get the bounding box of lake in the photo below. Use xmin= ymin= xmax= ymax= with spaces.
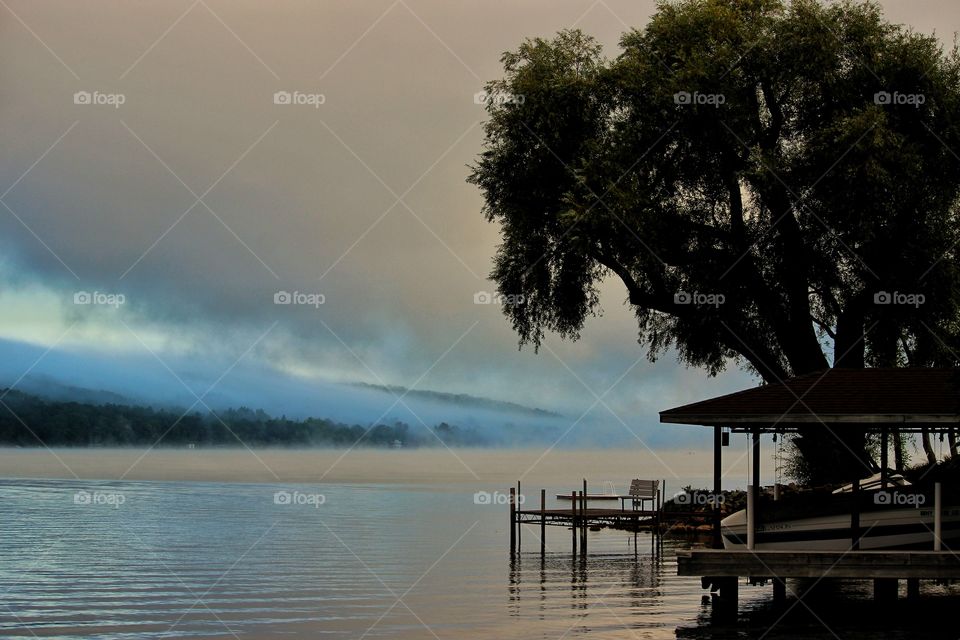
xmin=1 ymin=448 xmax=958 ymax=639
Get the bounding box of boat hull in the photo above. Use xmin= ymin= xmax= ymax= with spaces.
xmin=721 ymin=505 xmax=960 ymax=551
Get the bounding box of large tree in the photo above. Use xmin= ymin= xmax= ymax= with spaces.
xmin=469 ymin=0 xmax=960 ymax=484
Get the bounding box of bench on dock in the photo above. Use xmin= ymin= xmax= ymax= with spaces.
xmin=620 ymin=479 xmax=659 ymax=511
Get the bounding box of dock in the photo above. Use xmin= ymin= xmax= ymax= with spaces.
xmin=508 ymin=480 xmax=695 ymax=557
xmin=677 ymin=549 xmax=960 ymax=606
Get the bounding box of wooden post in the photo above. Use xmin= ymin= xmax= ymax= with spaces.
xmin=571 ymin=490 xmax=577 ymax=557
xmin=907 ymin=578 xmax=920 ymax=600
xmin=851 ymin=478 xmax=861 ymax=550
xmin=517 ymin=481 xmax=522 ymax=551
xmin=880 ymin=428 xmax=889 ymax=488
xmin=874 ymin=578 xmax=897 ymax=602
xmin=752 ymin=429 xmax=760 ymax=494
xmin=747 ymin=484 xmax=756 ymax=551
xmin=751 ymin=428 xmax=760 ymax=547
xmin=540 ymin=489 xmax=546 ymax=558
xmin=579 ymin=489 xmax=587 ymax=555
xmin=935 ymin=482 xmax=942 ymax=551
xmin=717 ymin=577 xmax=739 ymax=605
xmin=509 ymin=487 xmax=516 ymax=555
xmin=713 ymin=425 xmax=722 ymax=549
xmin=773 ymin=578 xmax=786 ymax=602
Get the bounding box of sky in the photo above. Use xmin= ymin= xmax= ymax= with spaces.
xmin=0 ymin=0 xmax=957 ymax=447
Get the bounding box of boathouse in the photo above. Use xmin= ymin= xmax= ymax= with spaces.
xmin=660 ymin=368 xmax=960 ymax=608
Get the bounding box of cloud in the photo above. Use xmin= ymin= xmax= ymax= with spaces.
xmin=1 ymin=0 xmax=941 ymax=439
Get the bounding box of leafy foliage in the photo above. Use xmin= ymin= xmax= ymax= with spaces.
xmin=469 ymin=0 xmax=960 ymax=484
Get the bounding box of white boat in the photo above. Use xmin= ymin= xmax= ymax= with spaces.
xmin=721 ymin=473 xmax=960 ymax=551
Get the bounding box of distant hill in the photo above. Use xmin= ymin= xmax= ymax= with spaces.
xmin=347 ymin=382 xmax=563 ymax=418
xmin=0 ymin=388 xmax=488 ymax=448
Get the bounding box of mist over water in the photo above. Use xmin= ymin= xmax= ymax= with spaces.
xmin=0 ymin=448 xmax=776 ymax=490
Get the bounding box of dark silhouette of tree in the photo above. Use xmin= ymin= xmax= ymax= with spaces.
xmin=469 ymin=0 xmax=960 ymax=483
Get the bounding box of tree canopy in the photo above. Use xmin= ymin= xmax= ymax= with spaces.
xmin=469 ymin=0 xmax=960 ymax=483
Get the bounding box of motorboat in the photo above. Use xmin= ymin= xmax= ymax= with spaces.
xmin=720 ymin=472 xmax=960 ymax=551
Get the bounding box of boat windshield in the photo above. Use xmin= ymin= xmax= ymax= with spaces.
xmin=832 ymin=471 xmax=911 ymax=494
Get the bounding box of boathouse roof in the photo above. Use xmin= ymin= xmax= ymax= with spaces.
xmin=659 ymin=368 xmax=960 ymax=430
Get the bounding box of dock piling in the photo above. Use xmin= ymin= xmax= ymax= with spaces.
xmin=571 ymin=491 xmax=577 ymax=557
xmin=772 ymin=578 xmax=786 ymax=602
xmin=935 ymin=482 xmax=942 ymax=551
xmin=517 ymin=481 xmax=521 ymax=551
xmin=540 ymin=489 xmax=546 ymax=558
xmin=509 ymin=487 xmax=516 ymax=555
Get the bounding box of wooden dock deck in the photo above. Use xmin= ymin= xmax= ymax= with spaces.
xmin=516 ymin=506 xmax=658 ymax=524
xmin=678 ymin=549 xmax=960 ymax=579
xmin=677 ymin=548 xmax=960 ymax=608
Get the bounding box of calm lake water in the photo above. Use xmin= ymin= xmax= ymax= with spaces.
xmin=1 ymin=463 xmax=959 ymax=638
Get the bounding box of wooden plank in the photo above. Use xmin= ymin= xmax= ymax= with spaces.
xmin=677 ymin=550 xmax=960 ymax=579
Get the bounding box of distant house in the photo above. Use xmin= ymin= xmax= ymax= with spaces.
xmin=391 ymin=439 xmax=403 ymax=449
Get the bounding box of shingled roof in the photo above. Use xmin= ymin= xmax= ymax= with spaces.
xmin=659 ymin=368 xmax=960 ymax=429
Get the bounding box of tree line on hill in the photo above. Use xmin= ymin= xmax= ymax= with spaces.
xmin=0 ymin=389 xmax=485 ymax=447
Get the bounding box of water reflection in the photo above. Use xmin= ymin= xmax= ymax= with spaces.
xmin=1 ymin=478 xmax=960 ymax=639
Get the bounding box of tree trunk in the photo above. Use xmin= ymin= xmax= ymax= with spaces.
xmin=834 ymin=304 xmax=866 ymax=369
xmin=921 ymin=428 xmax=938 ymax=465
xmin=793 ymin=423 xmax=872 ymax=484
xmin=892 ymin=429 xmax=905 ymax=472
